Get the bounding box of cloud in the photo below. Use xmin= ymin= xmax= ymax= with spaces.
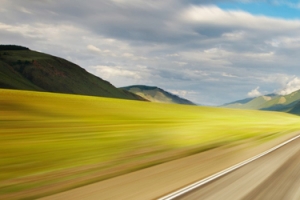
xmin=258 ymin=74 xmax=300 ymax=95
xmin=168 ymin=90 xmax=188 ymax=97
xmin=277 ymin=77 xmax=300 ymax=95
xmin=87 ymin=45 xmax=116 ymax=57
xmin=247 ymin=87 xmax=262 ymax=97
xmin=87 ymin=45 xmax=102 ymax=53
xmin=168 ymin=89 xmax=191 ymax=97
xmin=181 ymin=6 xmax=300 ymax=32
xmin=259 ymin=73 xmax=293 ymax=85
xmin=2 ymin=1 xmax=300 ymax=104
xmin=222 ymin=72 xmax=237 ymax=78
xmin=92 ymin=65 xmax=142 ymax=80
xmin=222 ymin=31 xmax=246 ymax=41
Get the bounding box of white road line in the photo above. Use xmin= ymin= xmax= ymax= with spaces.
xmin=158 ymin=134 xmax=300 ymax=200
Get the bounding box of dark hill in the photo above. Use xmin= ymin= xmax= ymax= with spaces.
xmin=121 ymin=85 xmax=195 ymax=105
xmin=0 ymin=45 xmax=144 ymax=101
xmin=0 ymin=45 xmax=30 ymax=51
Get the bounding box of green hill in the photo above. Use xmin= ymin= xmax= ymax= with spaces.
xmin=0 ymin=45 xmax=144 ymax=101
xmin=223 ymin=91 xmax=300 ymax=114
xmin=222 ymin=97 xmax=255 ymax=106
xmin=121 ymin=85 xmax=195 ymax=105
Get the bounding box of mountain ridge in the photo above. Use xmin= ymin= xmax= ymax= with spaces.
xmin=121 ymin=85 xmax=195 ymax=105
xmin=223 ymin=90 xmax=300 ymax=114
xmin=0 ymin=45 xmax=145 ymax=101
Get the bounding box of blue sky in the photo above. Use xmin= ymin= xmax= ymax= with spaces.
xmin=2 ymin=0 xmax=300 ymax=105
xmin=218 ymin=0 xmax=300 ymax=19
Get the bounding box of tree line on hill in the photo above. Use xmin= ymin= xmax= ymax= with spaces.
xmin=0 ymin=45 xmax=29 ymax=51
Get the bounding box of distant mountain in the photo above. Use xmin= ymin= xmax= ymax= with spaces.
xmin=222 ymin=97 xmax=255 ymax=106
xmin=223 ymin=91 xmax=300 ymax=114
xmin=0 ymin=45 xmax=144 ymax=101
xmin=121 ymin=85 xmax=195 ymax=105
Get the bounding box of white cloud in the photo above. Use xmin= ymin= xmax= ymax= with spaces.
xmin=259 ymin=73 xmax=293 ymax=85
xmin=173 ymin=61 xmax=187 ymax=66
xmin=265 ymin=39 xmax=281 ymax=47
xmin=19 ymin=7 xmax=32 ymax=14
xmin=0 ymin=22 xmax=91 ymax=49
xmin=92 ymin=65 xmax=141 ymax=80
xmin=222 ymin=72 xmax=237 ymax=78
xmin=222 ymin=31 xmax=246 ymax=40
xmin=277 ymin=77 xmax=300 ymax=95
xmin=180 ymin=49 xmax=232 ymax=67
xmin=3 ymin=1 xmax=300 ymax=104
xmin=247 ymin=86 xmax=262 ymax=97
xmin=181 ymin=6 xmax=300 ymax=31
xmin=166 ymin=53 xmax=179 ymax=57
xmin=258 ymin=74 xmax=300 ymax=95
xmin=168 ymin=90 xmax=188 ymax=97
xmin=277 ymin=36 xmax=300 ymax=49
xmin=87 ymin=45 xmax=116 ymax=57
xmin=87 ymin=45 xmax=101 ymax=53
xmin=87 ymin=44 xmax=147 ymax=61
xmin=122 ymin=53 xmax=134 ymax=57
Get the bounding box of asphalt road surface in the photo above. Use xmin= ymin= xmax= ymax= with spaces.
xmin=173 ymin=136 xmax=300 ymax=200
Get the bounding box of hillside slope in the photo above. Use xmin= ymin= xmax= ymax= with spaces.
xmin=0 ymin=45 xmax=144 ymax=101
xmin=223 ymin=91 xmax=300 ymax=114
xmin=121 ymin=85 xmax=195 ymax=105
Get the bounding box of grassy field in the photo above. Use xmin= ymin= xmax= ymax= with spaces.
xmin=1 ymin=89 xmax=300 ymax=199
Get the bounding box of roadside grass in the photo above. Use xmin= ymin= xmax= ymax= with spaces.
xmin=1 ymin=89 xmax=300 ymax=199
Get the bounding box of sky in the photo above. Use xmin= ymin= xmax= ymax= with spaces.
xmin=2 ymin=0 xmax=300 ymax=105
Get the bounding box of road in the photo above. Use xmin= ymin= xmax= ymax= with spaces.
xmin=41 ymin=132 xmax=300 ymax=200
xmin=170 ymin=135 xmax=300 ymax=200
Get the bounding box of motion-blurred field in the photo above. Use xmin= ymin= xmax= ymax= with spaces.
xmin=1 ymin=89 xmax=300 ymax=199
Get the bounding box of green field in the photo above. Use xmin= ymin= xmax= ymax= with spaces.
xmin=1 ymin=89 xmax=300 ymax=199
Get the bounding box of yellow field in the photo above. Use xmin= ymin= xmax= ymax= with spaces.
xmin=1 ymin=89 xmax=300 ymax=199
